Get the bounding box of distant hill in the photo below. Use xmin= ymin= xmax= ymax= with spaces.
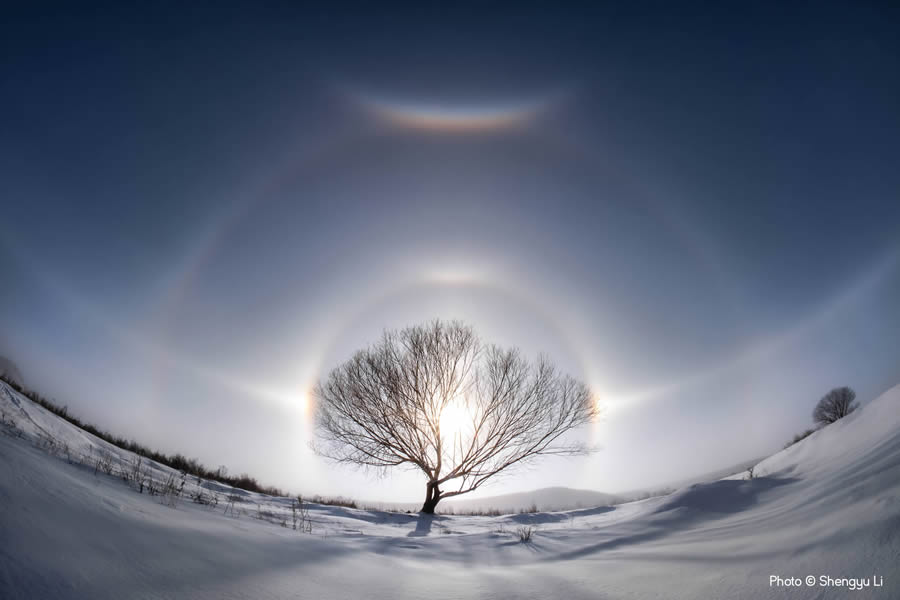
xmin=0 ymin=357 xmax=23 ymax=386
xmin=362 ymin=487 xmax=622 ymax=514
xmin=441 ymin=487 xmax=623 ymax=513
xmin=435 ymin=459 xmax=763 ymax=513
xmin=364 ymin=456 xmax=764 ymax=514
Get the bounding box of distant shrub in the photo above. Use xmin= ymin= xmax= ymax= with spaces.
xmin=784 ymin=428 xmax=816 ymax=449
xmin=519 ymin=503 xmax=538 ymax=514
xmin=813 ymin=386 xmax=858 ymax=426
xmin=308 ymin=495 xmax=357 ymax=509
xmin=516 ymin=526 xmax=534 ymax=543
xmin=438 ymin=506 xmax=503 ymax=517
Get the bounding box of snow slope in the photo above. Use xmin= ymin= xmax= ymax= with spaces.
xmin=2 ymin=380 xmax=899 ymax=599
xmin=441 ymin=486 xmax=623 ymax=513
xmin=435 ymin=457 xmax=765 ymax=514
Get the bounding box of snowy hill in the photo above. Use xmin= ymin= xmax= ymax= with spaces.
xmin=372 ymin=461 xmax=763 ymax=514
xmin=441 ymin=486 xmax=623 ymax=513
xmin=1 ymin=379 xmax=899 ymax=599
xmin=437 ymin=467 xmax=760 ymax=513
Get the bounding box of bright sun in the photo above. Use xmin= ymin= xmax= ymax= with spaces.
xmin=439 ymin=402 xmax=471 ymax=442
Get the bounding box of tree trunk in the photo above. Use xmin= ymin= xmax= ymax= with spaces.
xmin=420 ymin=481 xmax=442 ymax=514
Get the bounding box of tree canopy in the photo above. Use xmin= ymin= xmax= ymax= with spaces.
xmin=314 ymin=320 xmax=598 ymax=513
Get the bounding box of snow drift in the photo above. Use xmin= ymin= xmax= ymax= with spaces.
xmin=1 ymin=380 xmax=899 ymax=599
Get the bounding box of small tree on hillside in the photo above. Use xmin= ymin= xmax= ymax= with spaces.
xmin=313 ymin=320 xmax=598 ymax=514
xmin=813 ymin=386 xmax=858 ymax=426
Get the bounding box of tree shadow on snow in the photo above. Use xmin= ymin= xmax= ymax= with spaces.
xmin=407 ymin=513 xmax=435 ymax=537
xmin=552 ymin=476 xmax=799 ymax=561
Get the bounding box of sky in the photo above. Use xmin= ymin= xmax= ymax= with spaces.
xmin=2 ymin=2 xmax=899 ymax=503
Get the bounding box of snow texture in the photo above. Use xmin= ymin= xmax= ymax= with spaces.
xmin=1 ymin=380 xmax=899 ymax=599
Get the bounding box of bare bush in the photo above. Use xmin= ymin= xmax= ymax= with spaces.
xmin=124 ymin=456 xmax=148 ymax=490
xmin=438 ymin=506 xmax=504 ymax=516
xmin=224 ymin=494 xmax=242 ymax=517
xmin=160 ymin=472 xmax=184 ymax=508
xmin=292 ymin=496 xmax=312 ymax=533
xmin=37 ymin=432 xmax=60 ymax=455
xmin=438 ymin=506 xmax=505 ymax=517
xmin=516 ymin=526 xmax=534 ymax=543
xmin=315 ymin=320 xmax=598 ymax=513
xmin=191 ymin=487 xmax=217 ymax=507
xmin=308 ymin=495 xmax=357 ymax=509
xmin=255 ymin=504 xmax=283 ymax=524
xmin=813 ymin=386 xmax=858 ymax=426
xmin=519 ymin=503 xmax=538 ymax=514
xmin=0 ymin=410 xmax=21 ymax=438
xmin=93 ymin=449 xmax=114 ymax=477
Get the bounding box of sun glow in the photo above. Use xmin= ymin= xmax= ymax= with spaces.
xmin=298 ymin=388 xmax=311 ymax=415
xmin=439 ymin=401 xmax=472 ymax=442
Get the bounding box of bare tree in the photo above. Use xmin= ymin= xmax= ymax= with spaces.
xmin=314 ymin=320 xmax=598 ymax=513
xmin=813 ymin=386 xmax=858 ymax=426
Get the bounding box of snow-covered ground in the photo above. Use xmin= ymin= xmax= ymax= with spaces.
xmin=1 ymin=380 xmax=899 ymax=599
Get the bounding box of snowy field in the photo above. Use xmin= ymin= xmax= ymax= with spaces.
xmin=1 ymin=380 xmax=899 ymax=599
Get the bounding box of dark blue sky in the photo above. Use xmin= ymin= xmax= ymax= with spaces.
xmin=2 ymin=2 xmax=899 ymax=498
